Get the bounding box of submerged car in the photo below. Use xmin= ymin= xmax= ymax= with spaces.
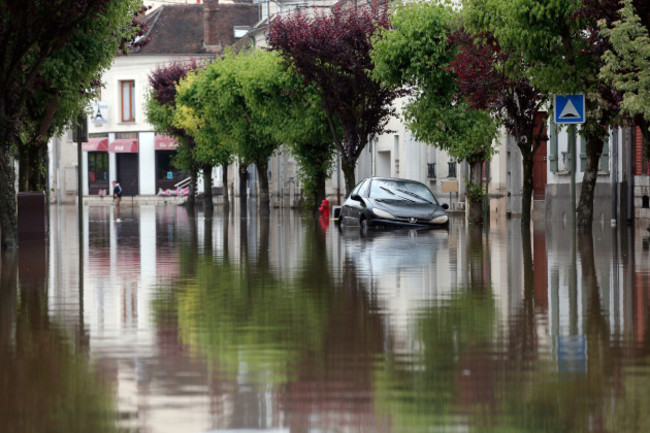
xmin=340 ymin=177 xmax=449 ymax=230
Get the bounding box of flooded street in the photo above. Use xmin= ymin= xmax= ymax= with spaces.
xmin=2 ymin=203 xmax=650 ymax=432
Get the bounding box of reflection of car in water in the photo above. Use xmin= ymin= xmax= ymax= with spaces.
xmin=339 ymin=225 xmax=449 ymax=274
xmin=339 ymin=177 xmax=449 ymax=230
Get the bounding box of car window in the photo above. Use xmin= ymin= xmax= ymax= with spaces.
xmin=369 ymin=179 xmax=437 ymax=203
xmin=350 ymin=182 xmax=363 ymax=195
xmin=358 ymin=179 xmax=371 ymax=197
xmin=397 ymin=180 xmax=437 ymax=203
xmin=349 ymin=179 xmax=365 ymax=196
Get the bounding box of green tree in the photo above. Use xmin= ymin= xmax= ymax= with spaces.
xmin=464 ymin=0 xmax=622 ymax=231
xmin=256 ymin=56 xmax=337 ymax=212
xmin=601 ymin=0 xmax=650 ymax=159
xmin=0 ymin=0 xmax=144 ymax=248
xmin=17 ymin=4 xmax=149 ymax=194
xmin=177 ymin=50 xmax=337 ymax=212
xmin=146 ymin=61 xmax=211 ymax=211
xmin=371 ymin=1 xmax=498 ymax=224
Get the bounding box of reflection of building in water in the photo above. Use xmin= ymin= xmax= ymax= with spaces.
xmin=544 ymin=225 xmax=638 ymax=372
xmin=43 ymin=205 xmax=650 ymax=432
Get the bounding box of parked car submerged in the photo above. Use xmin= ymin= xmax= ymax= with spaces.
xmin=339 ymin=177 xmax=449 ymax=230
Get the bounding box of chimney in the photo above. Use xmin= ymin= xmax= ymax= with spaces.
xmin=204 ymin=0 xmax=221 ymax=52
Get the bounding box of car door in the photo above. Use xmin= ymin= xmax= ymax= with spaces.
xmin=342 ymin=179 xmax=369 ymax=223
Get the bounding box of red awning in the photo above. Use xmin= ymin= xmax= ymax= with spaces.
xmin=82 ymin=137 xmax=108 ymax=152
xmin=155 ymin=135 xmax=179 ymax=150
xmin=109 ymin=138 xmax=139 ymax=153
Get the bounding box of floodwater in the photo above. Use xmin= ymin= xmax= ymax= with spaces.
xmin=2 ymin=203 xmax=650 ymax=433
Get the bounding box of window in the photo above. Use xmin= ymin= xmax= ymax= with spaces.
xmin=448 ymin=162 xmax=457 ymax=178
xmin=120 ymin=80 xmax=135 ymax=122
xmin=427 ymin=163 xmax=436 ymax=179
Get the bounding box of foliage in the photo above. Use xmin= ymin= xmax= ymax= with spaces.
xmin=465 ymin=179 xmax=487 ymax=203
xmin=371 ymin=1 xmax=498 ymax=164
xmin=273 ymin=70 xmax=337 ymax=211
xmin=174 ymin=71 xmax=232 ymax=170
xmin=463 ymin=0 xmax=623 ymax=230
xmin=450 ymin=28 xmax=547 ymax=226
xmin=177 ymin=49 xmax=337 ymax=207
xmin=0 ymin=0 xmax=145 ymax=248
xmin=601 ymin=0 xmax=650 ymax=122
xmin=374 ymin=289 xmax=498 ymax=431
xmin=371 ymin=0 xmax=497 ymax=225
xmin=269 ymin=2 xmax=402 ymax=195
xmin=146 ymin=60 xmax=204 ymax=170
xmin=177 ymin=50 xmax=283 ymax=205
xmin=146 ymin=60 xmax=207 ymax=209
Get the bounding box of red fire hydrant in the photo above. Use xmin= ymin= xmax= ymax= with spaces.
xmin=318 ymin=199 xmax=330 ymax=232
xmin=318 ymin=199 xmax=330 ymax=219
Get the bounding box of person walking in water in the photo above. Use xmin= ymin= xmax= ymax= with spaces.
xmin=112 ymin=180 xmax=123 ymax=222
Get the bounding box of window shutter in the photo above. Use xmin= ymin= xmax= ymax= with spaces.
xmin=600 ymin=135 xmax=610 ymax=172
xmin=580 ymin=135 xmax=587 ymax=172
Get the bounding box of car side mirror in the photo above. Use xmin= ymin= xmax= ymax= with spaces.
xmin=351 ymin=193 xmax=363 ymax=202
xmin=441 ymin=203 xmax=449 ymax=210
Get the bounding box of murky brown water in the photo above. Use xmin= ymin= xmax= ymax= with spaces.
xmin=2 ymin=203 xmax=650 ymax=433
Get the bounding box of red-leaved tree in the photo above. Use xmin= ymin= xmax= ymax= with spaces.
xmin=269 ymin=2 xmax=403 ymax=196
xmin=450 ymin=30 xmax=547 ymax=227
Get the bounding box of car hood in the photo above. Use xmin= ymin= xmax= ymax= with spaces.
xmin=370 ymin=199 xmax=444 ymax=219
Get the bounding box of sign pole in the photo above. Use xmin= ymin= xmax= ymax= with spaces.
xmin=569 ymin=124 xmax=577 ymax=231
xmin=554 ymin=94 xmax=584 ymax=232
xmin=73 ymin=113 xmax=88 ymax=248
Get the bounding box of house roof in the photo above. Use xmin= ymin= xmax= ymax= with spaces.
xmin=134 ymin=3 xmax=259 ymax=55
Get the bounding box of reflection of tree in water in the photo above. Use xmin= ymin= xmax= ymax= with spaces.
xmin=0 ymin=253 xmax=118 ymax=433
xmin=373 ymin=228 xmax=499 ymax=432
xmin=151 ymin=212 xmax=391 ymax=430
xmin=497 ymin=233 xmax=621 ymax=433
xmin=604 ymin=228 xmax=650 ymax=433
xmin=279 ymin=220 xmax=389 ymax=431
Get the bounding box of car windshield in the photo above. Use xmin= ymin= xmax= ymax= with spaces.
xmin=369 ymin=179 xmax=437 ymax=204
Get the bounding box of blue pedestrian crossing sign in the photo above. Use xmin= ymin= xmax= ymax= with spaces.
xmin=554 ymin=94 xmax=585 ymax=124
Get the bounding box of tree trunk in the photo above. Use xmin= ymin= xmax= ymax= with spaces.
xmin=221 ymin=164 xmax=229 ymax=208
xmin=201 ymin=164 xmax=213 ymax=212
xmin=29 ymin=140 xmax=46 ymax=191
xmin=467 ymin=161 xmax=484 ymax=226
xmin=256 ymin=160 xmax=270 ymax=212
xmin=467 ymin=226 xmax=487 ymax=287
xmin=0 ymin=144 xmax=17 ymax=249
xmin=313 ymin=172 xmax=327 ymax=216
xmin=576 ymin=134 xmax=605 ymax=231
xmin=521 ymin=148 xmax=534 ymax=229
xmin=341 ymin=157 xmax=356 ymax=198
xmin=18 ymin=143 xmax=30 ymax=192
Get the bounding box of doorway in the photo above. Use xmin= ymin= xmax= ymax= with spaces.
xmin=117 ymin=153 xmax=139 ymax=196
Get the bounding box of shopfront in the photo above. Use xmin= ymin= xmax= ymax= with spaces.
xmin=83 ymin=136 xmax=109 ymax=195
xmin=154 ymin=135 xmax=184 ymax=192
xmin=110 ymin=134 xmax=139 ymax=196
